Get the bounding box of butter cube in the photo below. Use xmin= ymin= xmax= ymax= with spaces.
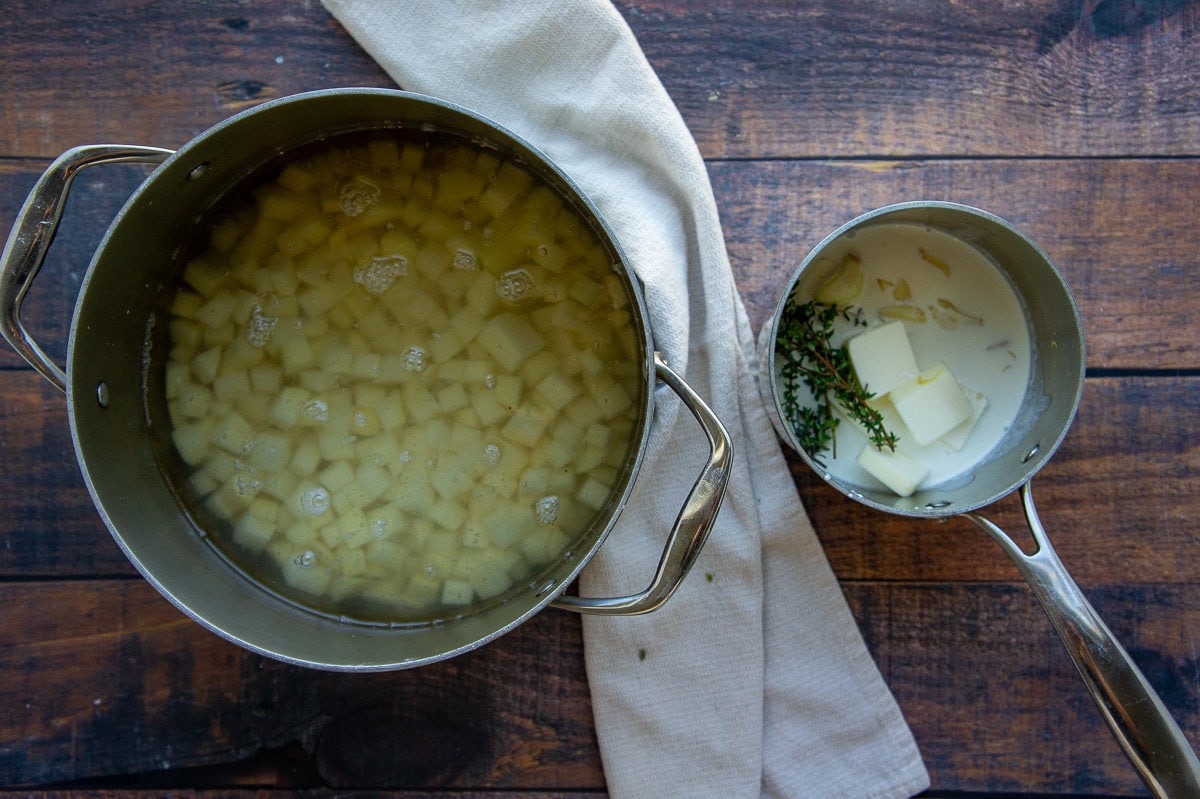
xmin=856 ymin=444 xmax=930 ymax=497
xmin=846 ymin=320 xmax=918 ymax=397
xmin=890 ymin=362 xmax=972 ymax=445
xmin=939 ymin=386 xmax=989 ymax=451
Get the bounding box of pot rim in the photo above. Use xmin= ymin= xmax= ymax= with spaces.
xmin=65 ymin=88 xmax=664 ymax=669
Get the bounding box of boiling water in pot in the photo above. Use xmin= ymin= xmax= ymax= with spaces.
xmin=154 ymin=129 xmax=646 ymax=625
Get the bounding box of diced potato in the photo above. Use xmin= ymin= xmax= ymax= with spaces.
xmin=441 ymin=578 xmax=474 ymax=606
xmin=268 ymin=386 xmax=312 ymax=429
xmin=173 ymin=382 xmax=212 ymax=420
xmin=249 ymin=363 xmax=283 ymax=394
xmin=233 ymin=509 xmax=276 ymax=552
xmin=479 ymin=313 xmax=546 ymax=372
xmin=210 ymin=410 xmax=253 ymax=454
xmin=534 ymin=372 xmax=580 ymax=411
xmin=171 ymin=420 xmax=212 ymax=466
xmin=500 ymin=405 xmax=552 ymax=449
xmin=212 ymin=371 xmax=251 ymax=406
xmin=165 ymin=132 xmax=646 ymax=622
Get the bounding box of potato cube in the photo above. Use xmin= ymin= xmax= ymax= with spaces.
xmin=289 ymin=435 xmax=322 ymax=476
xmin=441 ymin=578 xmax=475 ymax=606
xmin=268 ymin=386 xmax=312 ymax=429
xmin=249 ymin=363 xmax=283 ymax=394
xmin=212 ymin=371 xmax=251 ymax=406
xmin=245 ymin=431 xmax=291 ymax=473
xmin=171 ymin=420 xmax=212 ymax=466
xmin=535 ymin=371 xmax=580 ymax=411
xmin=430 ymin=498 xmax=467 ymax=531
xmin=402 ymin=380 xmax=441 ymax=424
xmin=403 ymin=573 xmax=441 ymax=606
xmin=173 ymin=382 xmax=212 ymax=420
xmin=192 ymin=346 xmax=222 ymax=385
xmin=210 ymin=410 xmax=254 ymax=454
xmin=577 ymin=476 xmax=611 ymax=511
xmin=233 ymin=509 xmax=276 ymax=552
xmin=479 ymin=313 xmax=546 ymax=373
xmin=280 ymin=336 xmax=316 ymax=375
xmin=500 ymin=407 xmax=549 ymax=452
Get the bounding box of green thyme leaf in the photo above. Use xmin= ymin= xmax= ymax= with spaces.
xmin=775 ymin=301 xmax=899 ymax=463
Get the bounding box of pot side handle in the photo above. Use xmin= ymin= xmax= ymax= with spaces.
xmin=551 ymin=352 xmax=733 ymax=616
xmin=0 ymin=144 xmax=172 ymax=391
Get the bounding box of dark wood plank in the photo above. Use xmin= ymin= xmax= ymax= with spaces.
xmin=711 ymin=157 xmax=1200 ymax=370
xmin=2 ymin=1 xmax=1197 ymax=160
xmin=847 ymin=580 xmax=1200 ymax=796
xmin=618 ymin=0 xmax=1200 ymax=158
xmin=0 ymin=581 xmax=603 ymax=789
xmin=0 ymin=370 xmax=133 ymax=577
xmin=7 ymin=793 xmax=600 ymax=799
xmin=3 ymin=577 xmax=1195 ymax=795
xmin=0 ymin=1 xmax=392 ymax=159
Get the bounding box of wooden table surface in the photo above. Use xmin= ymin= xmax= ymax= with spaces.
xmin=2 ymin=2 xmax=1198 ymax=797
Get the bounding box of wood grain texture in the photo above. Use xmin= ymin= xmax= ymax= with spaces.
xmin=0 ymin=581 xmax=602 ymax=790
xmin=617 ymin=0 xmax=1200 ymax=158
xmin=1 ymin=0 xmax=1198 ymax=797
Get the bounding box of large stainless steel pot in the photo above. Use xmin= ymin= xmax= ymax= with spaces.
xmin=0 ymin=88 xmax=732 ymax=671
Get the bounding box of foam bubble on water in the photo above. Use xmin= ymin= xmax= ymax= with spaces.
xmin=337 ymin=176 xmax=380 ymax=216
xmin=535 ymin=495 xmax=560 ymax=525
xmin=354 ymin=255 xmax=406 ymax=295
xmin=484 ymin=373 xmax=496 ymax=389
xmin=497 ymin=268 xmax=534 ymax=302
xmin=299 ymin=486 xmax=330 ymax=516
xmin=235 ymin=476 xmax=261 ymax=496
xmin=453 ymin=249 xmax=478 ymax=271
xmin=402 ymin=346 xmax=427 ymax=372
xmin=244 ymin=305 xmax=278 ymax=347
xmin=294 ymin=550 xmax=316 ymax=569
xmin=484 ymin=443 xmax=502 ymax=465
xmin=302 ymin=399 xmax=329 ymax=422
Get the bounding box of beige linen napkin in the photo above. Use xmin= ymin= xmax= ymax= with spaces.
xmin=321 ymin=2 xmax=930 ymax=797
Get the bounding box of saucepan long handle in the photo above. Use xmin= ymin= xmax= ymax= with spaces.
xmin=965 ymin=482 xmax=1200 ymax=799
xmin=0 ymin=144 xmax=172 ymax=390
xmin=551 ymin=352 xmax=733 ymax=616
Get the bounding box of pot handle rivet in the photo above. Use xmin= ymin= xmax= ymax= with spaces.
xmin=96 ymin=381 xmax=109 ymax=409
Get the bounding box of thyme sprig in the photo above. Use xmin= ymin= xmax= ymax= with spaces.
xmin=775 ymin=301 xmax=899 ymax=462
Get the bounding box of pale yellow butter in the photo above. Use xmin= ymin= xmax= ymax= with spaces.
xmin=890 ymin=361 xmax=972 ymax=445
xmin=939 ymin=386 xmax=988 ymax=451
xmin=856 ymin=444 xmax=930 ymax=497
xmin=846 ymin=320 xmax=918 ymax=397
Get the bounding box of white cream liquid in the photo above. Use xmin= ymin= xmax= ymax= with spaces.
xmin=805 ymin=222 xmax=1032 ymax=492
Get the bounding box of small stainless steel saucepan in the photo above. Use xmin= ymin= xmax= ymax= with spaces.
xmin=760 ymin=202 xmax=1200 ymax=798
